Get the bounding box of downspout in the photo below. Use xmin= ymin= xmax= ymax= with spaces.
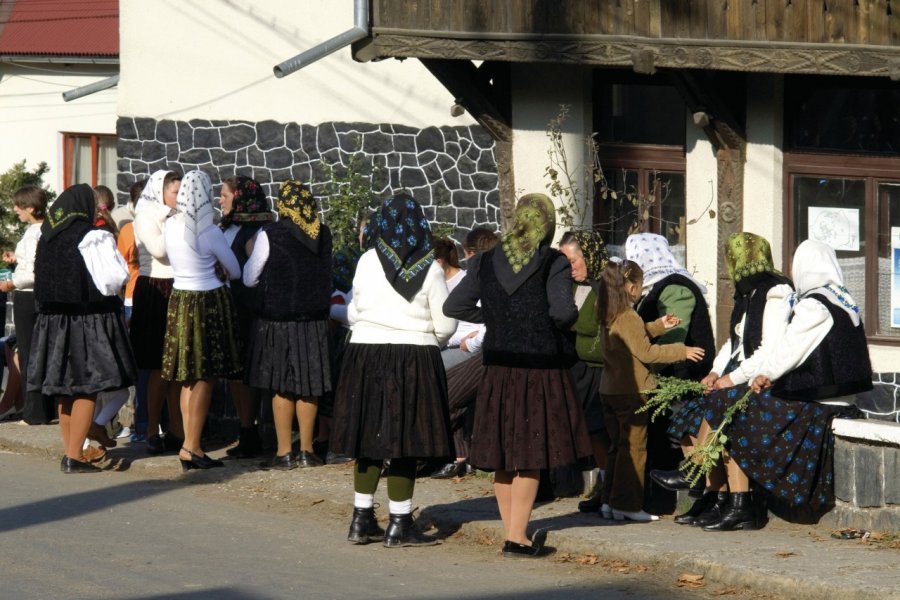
xmin=61 ymin=74 xmax=119 ymax=102
xmin=273 ymin=0 xmax=369 ymax=78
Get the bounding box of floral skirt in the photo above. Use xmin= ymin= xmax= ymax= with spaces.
xmin=161 ymin=286 xmax=242 ymax=382
xmin=667 ymin=384 xmax=750 ymax=441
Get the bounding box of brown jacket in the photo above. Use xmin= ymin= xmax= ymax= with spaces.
xmin=599 ymin=309 xmax=687 ymax=395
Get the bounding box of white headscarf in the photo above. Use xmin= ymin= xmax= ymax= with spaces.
xmin=791 ymin=239 xmax=861 ymax=327
xmin=625 ymin=232 xmax=707 ymax=296
xmin=175 ymin=170 xmax=216 ymax=251
xmin=133 ymin=170 xmax=170 ymax=215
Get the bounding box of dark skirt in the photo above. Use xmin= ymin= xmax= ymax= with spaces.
xmin=727 ymin=391 xmax=855 ymax=510
xmin=130 ymin=276 xmax=173 ymax=369
xmin=569 ymin=360 xmax=605 ymax=436
xmin=161 ymin=286 xmax=242 ymax=382
xmin=28 ymin=310 xmax=137 ymax=397
xmin=470 ymin=365 xmax=592 ymax=472
xmin=331 ymin=343 xmax=452 ymax=460
xmin=246 ymin=318 xmax=332 ymax=397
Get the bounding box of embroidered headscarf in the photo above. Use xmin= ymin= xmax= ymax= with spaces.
xmin=175 ymin=170 xmax=216 ymax=251
xmin=220 ymin=176 xmax=274 ymax=230
xmin=370 ymin=194 xmax=434 ymax=302
xmin=501 ymin=193 xmax=556 ymax=274
xmin=333 ymin=245 xmax=362 ymax=294
xmin=724 ymin=232 xmax=791 ymax=294
xmin=625 ymin=232 xmax=707 ymax=296
xmin=791 ymin=239 xmax=860 ymax=326
xmin=42 ymin=183 xmax=95 ymax=242
xmin=134 ymin=170 xmax=170 ymax=215
xmin=275 ymin=180 xmax=323 ymax=255
xmin=567 ymin=230 xmax=609 ymax=284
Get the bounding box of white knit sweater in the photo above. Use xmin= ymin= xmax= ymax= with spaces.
xmin=349 ymin=249 xmax=457 ymax=346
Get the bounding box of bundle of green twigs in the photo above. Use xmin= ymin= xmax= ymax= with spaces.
xmin=638 ymin=376 xmax=708 ymax=422
xmin=679 ymin=387 xmax=755 ymax=486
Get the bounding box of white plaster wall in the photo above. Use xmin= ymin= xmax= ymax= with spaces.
xmin=510 ymin=63 xmax=592 ymax=240
xmin=0 ymin=64 xmax=117 ymax=192
xmin=119 ymin=0 xmax=473 ymax=127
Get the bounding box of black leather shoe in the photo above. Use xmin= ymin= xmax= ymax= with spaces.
xmin=691 ymin=491 xmax=730 ymax=527
xmin=296 ymin=450 xmax=324 ymax=468
xmin=502 ymin=529 xmax=549 ymax=558
xmin=347 ymin=507 xmax=385 ymax=544
xmin=227 ymin=428 xmax=261 ymax=458
xmin=163 ymin=433 xmax=184 ymax=452
xmin=702 ymin=492 xmax=762 ymax=531
xmin=179 ymin=449 xmax=225 ymax=472
xmin=325 ymin=451 xmax=353 ymax=465
xmin=674 ymin=490 xmax=720 ymax=525
xmin=383 ymin=513 xmax=440 ymax=547
xmin=430 ymin=461 xmax=467 ymax=479
xmin=259 ymin=453 xmax=299 ymax=471
xmin=146 ymin=435 xmax=165 ymax=455
xmin=61 ymin=455 xmax=101 ymax=474
xmin=578 ymin=492 xmax=604 ymax=514
xmin=649 ymin=468 xmax=704 ymax=492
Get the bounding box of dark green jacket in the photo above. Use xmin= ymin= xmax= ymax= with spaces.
xmin=572 ymin=284 xmax=603 ymax=367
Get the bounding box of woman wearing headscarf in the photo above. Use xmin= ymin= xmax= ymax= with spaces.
xmin=699 ymin=239 xmax=873 ymax=532
xmin=445 ymin=194 xmax=591 ymax=558
xmin=656 ymin=233 xmax=793 ymax=527
xmin=219 ymin=176 xmax=274 ymax=459
xmin=243 ymin=180 xmax=333 ymax=470
xmin=332 ymin=194 xmax=456 ymax=548
xmin=132 ymin=169 xmax=185 ymax=455
xmin=161 ymin=170 xmax=241 ymax=471
xmin=559 ymin=230 xmax=611 ymax=515
xmin=28 ymin=184 xmax=136 ymax=472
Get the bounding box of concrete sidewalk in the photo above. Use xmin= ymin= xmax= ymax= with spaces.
xmin=1 ymin=420 xmax=898 ymax=600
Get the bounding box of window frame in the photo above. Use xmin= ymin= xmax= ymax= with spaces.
xmin=783 ymin=151 xmax=900 ymax=345
xmin=62 ymin=132 xmax=116 ymax=188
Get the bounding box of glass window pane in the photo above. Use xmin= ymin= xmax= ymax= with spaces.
xmin=876 ymin=183 xmax=900 ymax=337
xmin=793 ymin=176 xmax=866 ymax=323
xmin=70 ymin=136 xmax=92 ymax=186
xmin=596 ymin=84 xmax=686 ymax=146
xmin=97 ymin=137 xmax=117 ymax=194
xmin=655 ymin=172 xmax=686 ymax=265
xmin=596 ymin=168 xmax=639 ymax=258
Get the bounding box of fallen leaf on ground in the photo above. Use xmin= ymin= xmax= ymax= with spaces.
xmin=676 ymin=573 xmax=705 ymax=588
xmin=310 ymin=498 xmax=324 ymax=505
xmin=775 ymin=551 xmax=796 ymax=558
xmin=576 ymin=553 xmax=599 ymax=566
xmin=475 ymin=535 xmax=495 ymax=546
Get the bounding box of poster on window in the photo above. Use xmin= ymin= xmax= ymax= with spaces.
xmin=892 ymin=227 xmax=900 ymax=328
xmin=807 ymin=207 xmax=860 ymax=252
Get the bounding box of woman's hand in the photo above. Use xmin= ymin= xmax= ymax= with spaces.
xmin=2 ymin=251 xmax=16 ymax=264
xmin=659 ymin=313 xmax=682 ymax=329
xmin=685 ymin=346 xmax=705 ymax=362
xmin=0 ymin=280 xmax=12 ymax=293
xmin=459 ymin=330 xmax=478 ymax=352
xmin=701 ymin=372 xmax=719 ymax=391
xmin=751 ymin=375 xmax=772 ymax=393
xmin=713 ymin=374 xmax=734 ymax=390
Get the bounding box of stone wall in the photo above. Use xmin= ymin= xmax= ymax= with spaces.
xmin=115 ymin=117 xmax=501 ymax=237
xmin=859 ymin=374 xmax=900 ymax=423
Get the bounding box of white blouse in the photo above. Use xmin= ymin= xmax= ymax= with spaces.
xmin=164 ymin=218 xmax=240 ymax=291
xmin=133 ymin=203 xmax=175 ymax=279
xmin=445 ymin=269 xmax=486 ymax=354
xmin=11 ymin=222 xmax=42 ymax=291
xmin=78 ymin=230 xmax=129 ymax=296
xmin=757 ymin=296 xmax=833 ymax=383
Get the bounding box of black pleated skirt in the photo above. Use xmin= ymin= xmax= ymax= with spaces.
xmin=129 ymin=276 xmax=173 ymax=369
xmin=331 ymin=343 xmax=452 ymax=460
xmin=28 ymin=310 xmax=137 ymax=397
xmin=470 ymin=365 xmax=592 ymax=472
xmin=246 ymin=318 xmax=332 ymax=397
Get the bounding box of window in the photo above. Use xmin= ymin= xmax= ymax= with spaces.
xmin=62 ymin=133 xmax=116 ymax=190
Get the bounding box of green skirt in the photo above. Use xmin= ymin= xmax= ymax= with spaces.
xmin=161 ymin=286 xmax=242 ymax=382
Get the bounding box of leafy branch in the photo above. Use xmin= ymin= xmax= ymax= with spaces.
xmin=679 ymin=388 xmax=755 ymax=486
xmin=544 ymin=105 xmax=601 ymax=229
xmin=639 ymin=376 xmax=708 ymax=422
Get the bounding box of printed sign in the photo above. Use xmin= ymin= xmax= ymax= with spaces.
xmin=808 ymin=206 xmax=860 ymax=252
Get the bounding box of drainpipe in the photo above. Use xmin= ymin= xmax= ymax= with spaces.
xmin=273 ymin=0 xmax=369 ymax=78
xmin=61 ymin=74 xmax=120 ymax=102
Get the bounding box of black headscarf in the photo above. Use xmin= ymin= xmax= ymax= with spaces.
xmin=370 ymin=194 xmax=434 ymax=302
xmin=42 ymin=183 xmax=95 ymax=242
xmin=276 ymin=180 xmax=323 ymax=255
xmin=220 ymin=176 xmax=273 ymax=231
xmin=333 ymin=245 xmax=362 ymax=294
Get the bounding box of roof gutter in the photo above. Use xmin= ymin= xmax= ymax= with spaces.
xmin=0 ymin=55 xmax=119 ymax=64
xmin=273 ymin=0 xmax=368 ymax=78
xmin=62 ymin=74 xmax=119 ymax=102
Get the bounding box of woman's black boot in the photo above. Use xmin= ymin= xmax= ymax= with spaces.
xmin=674 ymin=490 xmax=720 ymax=525
xmin=691 ymin=491 xmax=729 ymax=527
xmin=383 ymin=513 xmax=439 ymax=548
xmin=347 ymin=507 xmax=385 ymax=544
xmin=702 ymin=492 xmax=762 ymax=531
xmin=227 ymin=427 xmax=261 ymax=458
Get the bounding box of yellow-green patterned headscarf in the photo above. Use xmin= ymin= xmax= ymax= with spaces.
xmin=501 ymin=193 xmax=556 ymax=273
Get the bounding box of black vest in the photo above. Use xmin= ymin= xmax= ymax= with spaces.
xmin=637 ymin=274 xmax=715 ymax=380
xmin=34 ymin=222 xmax=121 ymax=315
xmin=257 ymin=222 xmax=333 ymax=321
xmin=480 ymin=248 xmax=576 ymax=369
xmin=729 ymin=276 xmax=788 ymax=361
xmin=772 ymin=293 xmax=873 ymax=402
xmin=229 ymin=225 xmax=262 ymax=313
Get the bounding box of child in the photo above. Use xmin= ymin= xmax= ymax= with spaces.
xmin=597 ymin=260 xmax=704 ymax=521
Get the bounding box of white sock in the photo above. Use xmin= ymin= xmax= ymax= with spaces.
xmin=389 ymin=499 xmax=412 ymax=515
xmin=354 ymin=493 xmax=374 ymax=509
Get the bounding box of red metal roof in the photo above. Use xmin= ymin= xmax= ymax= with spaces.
xmin=0 ymin=0 xmax=118 ymax=57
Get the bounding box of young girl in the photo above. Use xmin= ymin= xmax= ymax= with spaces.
xmin=597 ymin=260 xmax=704 ymax=521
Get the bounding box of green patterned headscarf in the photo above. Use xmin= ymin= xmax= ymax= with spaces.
xmin=569 ymin=230 xmax=609 ymax=282
xmin=725 ymin=232 xmax=777 ymax=283
xmin=501 ymin=193 xmax=556 ymax=273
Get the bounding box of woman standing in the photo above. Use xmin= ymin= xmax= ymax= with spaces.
xmin=219 ymin=176 xmax=274 ymax=459
xmin=333 ymin=194 xmax=456 ymax=548
xmin=161 ymin=170 xmax=242 ymax=471
xmin=132 ymin=170 xmax=184 ymax=454
xmin=0 ymin=185 xmax=50 ymax=424
xmin=28 ymin=184 xmax=136 ymax=472
xmin=444 ymin=193 xmax=591 ymax=557
xmin=244 ymin=180 xmax=332 ymax=470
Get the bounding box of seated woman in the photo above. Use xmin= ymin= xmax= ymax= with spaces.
xmin=705 ymin=239 xmax=872 ymax=531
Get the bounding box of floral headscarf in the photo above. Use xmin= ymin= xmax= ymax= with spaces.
xmin=625 ymin=232 xmax=707 ymax=296
xmin=369 ymin=194 xmax=434 ymax=302
xmin=568 ymin=230 xmax=609 ymax=283
xmin=501 ymin=193 xmax=556 ymax=274
xmin=175 ymin=170 xmax=216 ymax=251
xmin=43 ymin=183 xmax=95 ymax=242
xmin=274 ymin=180 xmax=323 ymax=255
xmin=333 ymin=245 xmax=362 ymax=294
xmin=725 ymin=232 xmax=778 ymax=284
xmin=220 ymin=176 xmax=274 ymax=230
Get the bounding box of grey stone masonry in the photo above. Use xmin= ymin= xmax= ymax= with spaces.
xmin=857 ymin=373 xmax=900 ymax=423
xmin=116 ymin=117 xmax=501 ymax=239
